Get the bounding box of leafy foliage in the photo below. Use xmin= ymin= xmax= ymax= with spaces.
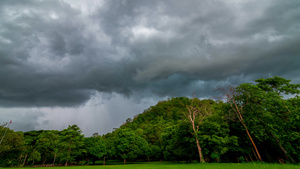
xmin=1 ymin=76 xmax=300 ymax=165
xmin=0 ymin=126 xmax=25 ymax=167
xmin=115 ymin=128 xmax=149 ymax=164
xmin=60 ymin=125 xmax=85 ymax=166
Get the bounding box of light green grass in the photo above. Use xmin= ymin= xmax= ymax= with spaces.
xmin=9 ymin=162 xmax=300 ymax=169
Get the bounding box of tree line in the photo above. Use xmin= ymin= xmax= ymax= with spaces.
xmin=0 ymin=76 xmax=299 ymax=166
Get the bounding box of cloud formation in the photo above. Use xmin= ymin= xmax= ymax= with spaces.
xmin=1 ymin=0 xmax=300 ymax=134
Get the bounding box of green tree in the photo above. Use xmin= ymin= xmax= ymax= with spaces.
xmin=84 ymin=136 xmax=107 ymax=165
xmin=223 ymin=86 xmax=263 ymax=161
xmin=104 ymin=133 xmax=117 ymax=162
xmin=199 ymin=110 xmax=238 ymax=162
xmin=27 ymin=149 xmax=41 ymax=165
xmin=162 ymin=122 xmax=196 ymax=163
xmin=115 ymin=128 xmax=148 ymax=164
xmin=22 ymin=130 xmax=44 ymax=166
xmin=36 ymin=130 xmax=60 ymax=165
xmin=223 ymin=76 xmax=300 ymax=163
xmin=254 ymin=76 xmax=300 ymax=162
xmin=60 ymin=125 xmax=85 ymax=166
xmin=0 ymin=125 xmax=25 ymax=167
xmin=185 ymin=98 xmax=214 ymax=162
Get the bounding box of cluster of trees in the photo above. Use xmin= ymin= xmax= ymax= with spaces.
xmin=0 ymin=124 xmax=85 ymax=167
xmin=1 ymin=76 xmax=299 ymax=166
xmin=0 ymin=123 xmax=150 ymax=166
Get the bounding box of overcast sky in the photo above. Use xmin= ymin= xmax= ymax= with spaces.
xmin=1 ymin=0 xmax=300 ymax=136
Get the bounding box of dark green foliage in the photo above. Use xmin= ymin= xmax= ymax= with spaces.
xmin=223 ymin=76 xmax=300 ymax=163
xmin=115 ymin=128 xmax=149 ymax=164
xmin=162 ymin=122 xmax=196 ymax=162
xmin=35 ymin=130 xmax=59 ymax=165
xmin=84 ymin=135 xmax=107 ymax=164
xmin=60 ymin=125 xmax=85 ymax=166
xmin=1 ymin=76 xmax=300 ymax=165
xmin=117 ymin=97 xmax=191 ymax=161
xmin=199 ymin=112 xmax=238 ymax=162
xmin=0 ymin=125 xmax=25 ymax=167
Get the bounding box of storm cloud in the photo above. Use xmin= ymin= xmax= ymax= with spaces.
xmin=1 ymin=0 xmax=300 ymax=135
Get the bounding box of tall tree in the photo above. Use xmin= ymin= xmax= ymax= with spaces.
xmin=22 ymin=130 xmax=44 ymax=166
xmin=36 ymin=130 xmax=60 ymax=165
xmin=115 ymin=128 xmax=148 ymax=164
xmin=223 ymin=76 xmax=300 ymax=162
xmin=27 ymin=149 xmax=41 ymax=165
xmin=222 ymin=86 xmax=262 ymax=161
xmin=199 ymin=108 xmax=238 ymax=162
xmin=185 ymin=98 xmax=213 ymax=163
xmin=254 ymin=76 xmax=300 ymax=162
xmin=0 ymin=126 xmax=25 ymax=167
xmin=84 ymin=136 xmax=107 ymax=165
xmin=60 ymin=125 xmax=85 ymax=166
xmin=162 ymin=122 xmax=197 ymax=163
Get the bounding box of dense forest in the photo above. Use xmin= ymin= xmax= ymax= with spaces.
xmin=1 ymin=76 xmax=300 ymax=166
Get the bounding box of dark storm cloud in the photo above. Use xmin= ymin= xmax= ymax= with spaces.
xmin=0 ymin=0 xmax=300 ymax=107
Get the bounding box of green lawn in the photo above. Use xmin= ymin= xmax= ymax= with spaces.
xmin=10 ymin=162 xmax=300 ymax=169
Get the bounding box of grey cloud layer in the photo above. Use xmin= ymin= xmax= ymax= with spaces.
xmin=1 ymin=0 xmax=300 ymax=107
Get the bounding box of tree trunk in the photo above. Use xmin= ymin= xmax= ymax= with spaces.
xmin=258 ymin=118 xmax=295 ymax=163
xmin=53 ymin=151 xmax=56 ymax=166
xmin=42 ymin=159 xmax=47 ymax=166
xmin=242 ymin=121 xmax=262 ymax=161
xmin=65 ymin=148 xmax=71 ymax=166
xmin=196 ymin=138 xmax=205 ymax=163
xmin=22 ymin=153 xmax=28 ymax=167
xmin=103 ymin=157 xmax=106 ymax=165
xmin=265 ymin=152 xmax=273 ymax=163
xmin=186 ymin=101 xmax=211 ymax=163
xmin=248 ymin=154 xmax=253 ymax=162
xmin=270 ymin=132 xmax=295 ymax=163
xmin=251 ymin=147 xmax=259 ymax=161
xmin=123 ymin=158 xmax=126 ymax=164
xmin=227 ymin=89 xmax=262 ymax=162
xmin=18 ymin=154 xmax=23 ymax=166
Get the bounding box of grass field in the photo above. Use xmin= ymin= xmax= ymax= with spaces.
xmin=9 ymin=162 xmax=300 ymax=169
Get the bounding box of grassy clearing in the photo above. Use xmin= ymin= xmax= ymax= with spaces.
xmin=10 ymin=162 xmax=300 ymax=169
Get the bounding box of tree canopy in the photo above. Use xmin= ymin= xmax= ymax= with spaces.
xmin=1 ymin=76 xmax=299 ymax=166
